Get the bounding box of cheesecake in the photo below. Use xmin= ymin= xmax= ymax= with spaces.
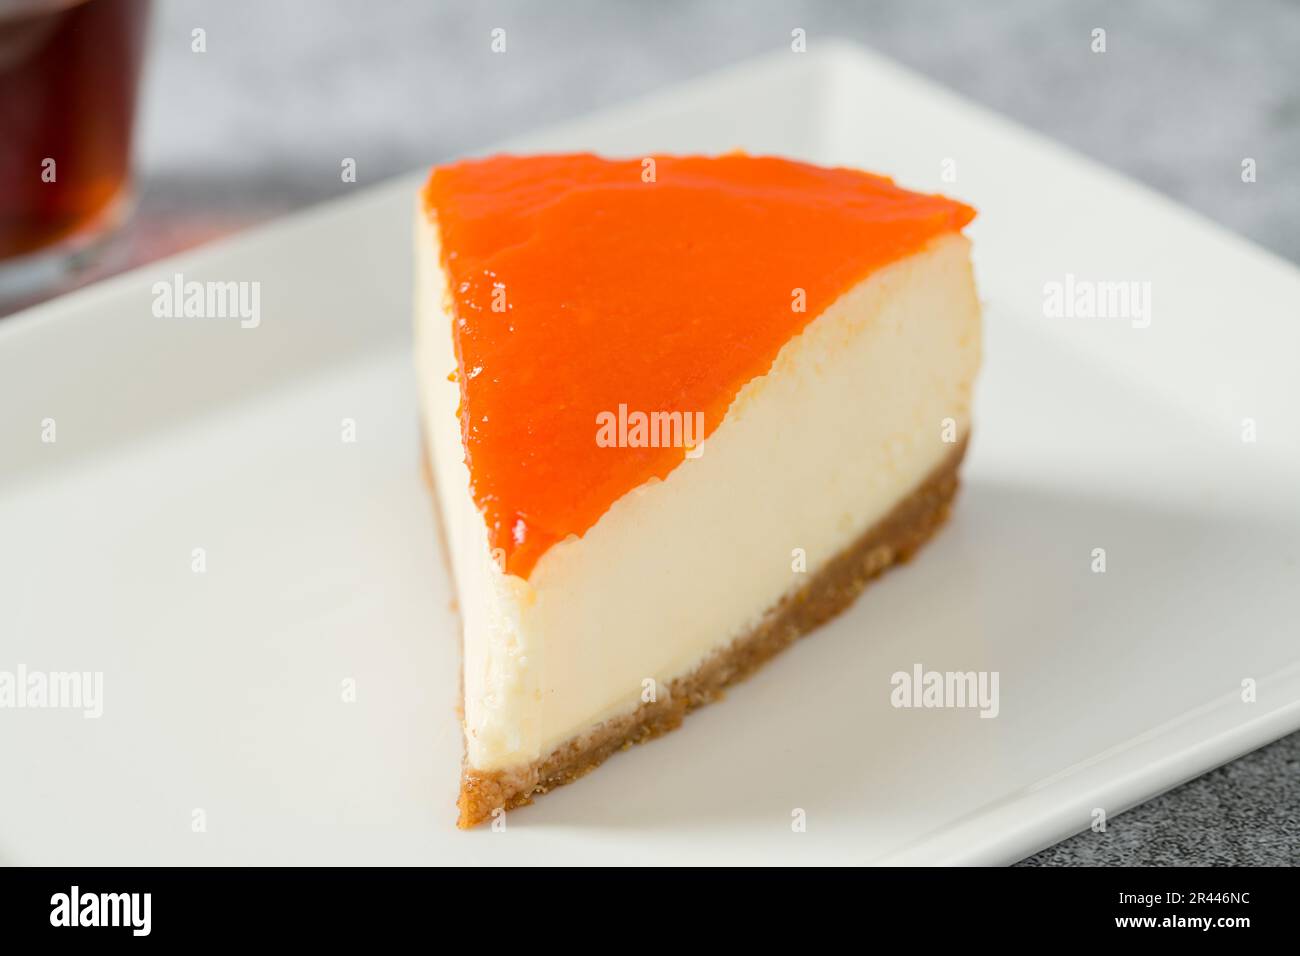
xmin=414 ymin=153 xmax=981 ymax=827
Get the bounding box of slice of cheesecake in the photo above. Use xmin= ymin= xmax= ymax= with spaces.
xmin=415 ymin=153 xmax=981 ymax=827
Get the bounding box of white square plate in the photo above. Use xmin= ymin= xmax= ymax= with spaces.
xmin=2 ymin=42 xmax=1298 ymax=865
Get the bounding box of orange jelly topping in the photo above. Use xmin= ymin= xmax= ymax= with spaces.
xmin=422 ymin=153 xmax=975 ymax=579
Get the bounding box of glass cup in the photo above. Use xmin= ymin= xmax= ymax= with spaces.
xmin=0 ymin=0 xmax=151 ymax=305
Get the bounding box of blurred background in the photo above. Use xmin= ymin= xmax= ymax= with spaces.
xmin=3 ymin=0 xmax=1297 ymax=307
xmin=147 ymin=0 xmax=1300 ymax=251
xmin=2 ymin=0 xmax=1297 ymax=863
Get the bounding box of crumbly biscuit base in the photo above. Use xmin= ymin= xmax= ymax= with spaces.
xmin=433 ymin=438 xmax=968 ymax=827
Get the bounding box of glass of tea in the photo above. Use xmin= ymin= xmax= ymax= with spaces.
xmin=0 ymin=0 xmax=151 ymax=304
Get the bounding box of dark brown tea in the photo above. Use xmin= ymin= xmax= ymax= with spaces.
xmin=0 ymin=0 xmax=149 ymax=260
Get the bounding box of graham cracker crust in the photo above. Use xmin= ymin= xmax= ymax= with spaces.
xmin=448 ymin=436 xmax=969 ymax=828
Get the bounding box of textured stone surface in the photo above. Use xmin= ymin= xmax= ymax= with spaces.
xmin=1019 ymin=733 xmax=1299 ymax=867
xmin=121 ymin=0 xmax=1300 ymax=864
